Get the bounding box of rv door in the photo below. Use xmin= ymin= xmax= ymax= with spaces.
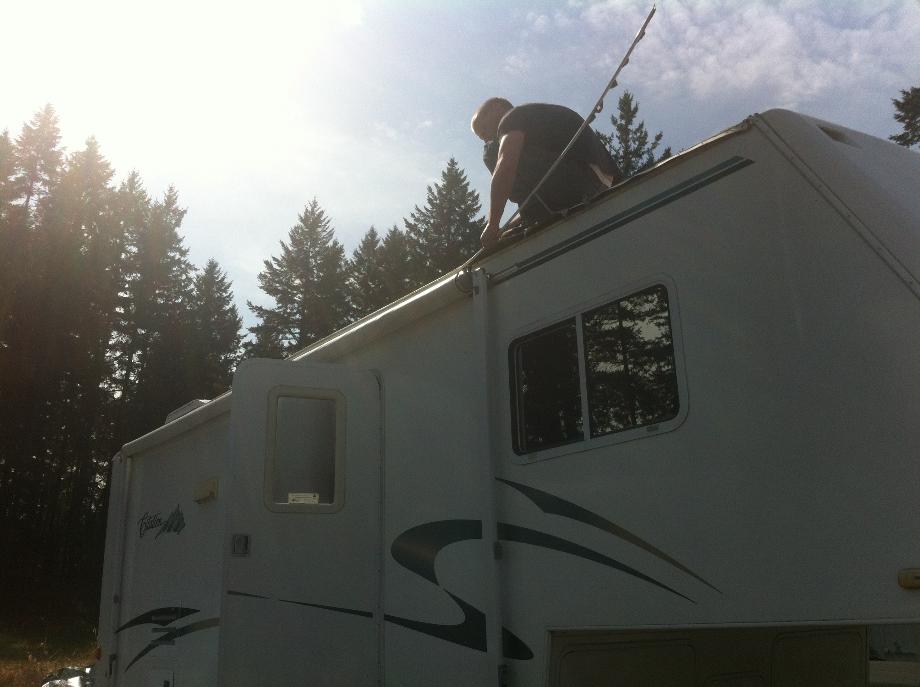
xmin=219 ymin=358 xmax=382 ymax=685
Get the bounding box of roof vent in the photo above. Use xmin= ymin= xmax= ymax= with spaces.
xmin=165 ymin=399 xmax=210 ymax=424
xmin=819 ymin=125 xmax=858 ymax=148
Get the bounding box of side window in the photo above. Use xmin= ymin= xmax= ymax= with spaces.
xmin=510 ymin=284 xmax=681 ymax=456
xmin=266 ymin=389 xmax=344 ymax=511
xmin=509 ymin=319 xmax=584 ymax=454
xmin=582 ymin=285 xmax=679 ymax=437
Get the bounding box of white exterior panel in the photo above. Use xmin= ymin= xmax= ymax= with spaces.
xmin=109 ymin=411 xmax=229 ymax=685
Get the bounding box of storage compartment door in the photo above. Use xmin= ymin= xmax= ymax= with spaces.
xmin=219 ymin=358 xmax=382 ymax=686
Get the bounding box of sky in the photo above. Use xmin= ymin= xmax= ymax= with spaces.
xmin=2 ymin=0 xmax=918 ymax=328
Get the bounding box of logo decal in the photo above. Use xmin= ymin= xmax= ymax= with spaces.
xmin=138 ymin=505 xmax=186 ymax=539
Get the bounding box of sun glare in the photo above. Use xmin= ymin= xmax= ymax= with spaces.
xmin=4 ymin=0 xmax=364 ymax=175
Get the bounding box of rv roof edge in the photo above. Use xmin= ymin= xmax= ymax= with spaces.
xmin=288 ymin=269 xmax=465 ymax=363
xmin=123 ymin=394 xmax=231 ymax=457
xmin=165 ymin=398 xmax=211 ymax=424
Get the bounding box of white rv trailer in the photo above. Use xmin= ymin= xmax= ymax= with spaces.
xmin=94 ymin=109 xmax=920 ymax=687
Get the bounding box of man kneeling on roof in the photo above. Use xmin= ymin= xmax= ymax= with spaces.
xmin=471 ymin=97 xmax=623 ymax=248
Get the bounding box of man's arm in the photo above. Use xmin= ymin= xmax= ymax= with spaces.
xmin=481 ymin=130 xmax=524 ymax=248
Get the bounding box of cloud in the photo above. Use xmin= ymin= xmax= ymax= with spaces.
xmin=575 ymin=0 xmax=920 ymax=109
xmin=526 ymin=12 xmax=550 ymax=33
xmin=504 ymin=51 xmax=532 ymax=75
xmin=553 ymin=10 xmax=574 ymax=28
xmin=582 ymin=0 xmax=649 ymax=31
xmin=372 ymin=121 xmax=399 ymax=141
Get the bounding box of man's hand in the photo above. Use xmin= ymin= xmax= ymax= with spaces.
xmin=480 ymin=221 xmax=500 ymax=249
xmin=481 ymin=130 xmax=524 ymax=248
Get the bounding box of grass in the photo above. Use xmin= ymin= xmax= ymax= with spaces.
xmin=0 ymin=581 xmax=98 ymax=687
xmin=0 ymin=633 xmax=95 ymax=687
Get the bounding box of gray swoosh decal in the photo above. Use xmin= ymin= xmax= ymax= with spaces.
xmin=125 ymin=617 xmax=219 ymax=671
xmin=386 ymin=519 xmax=533 ymax=660
xmin=498 ymin=522 xmax=694 ymax=603
xmin=498 ymin=478 xmax=720 ymax=592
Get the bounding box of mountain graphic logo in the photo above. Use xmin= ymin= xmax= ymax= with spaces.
xmin=155 ymin=505 xmax=186 ymax=538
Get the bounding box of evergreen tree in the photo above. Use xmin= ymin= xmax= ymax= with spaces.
xmin=0 ymin=131 xmax=123 ymax=581
xmin=247 ymin=199 xmax=350 ymax=354
xmin=42 ymin=136 xmax=121 ymax=430
xmin=379 ymin=225 xmax=414 ymax=301
xmin=48 ymin=137 xmax=124 ymax=378
xmin=348 ymin=226 xmax=390 ymax=318
xmin=13 ymin=104 xmax=62 ymax=218
xmin=244 ymin=321 xmax=287 ymax=359
xmin=110 ymin=171 xmax=151 ymax=406
xmin=187 ymin=258 xmax=243 ymax=397
xmin=0 ymin=130 xmax=16 ymax=219
xmin=36 ymin=137 xmax=122 ymax=572
xmin=117 ymin=185 xmax=197 ymax=438
xmin=891 ymin=86 xmax=920 ymax=149
xmin=599 ymin=91 xmax=671 ymax=177
xmin=1 ymin=107 xmax=65 ymax=359
xmin=404 ymin=158 xmax=485 ymax=286
xmin=345 ymin=224 xmax=417 ymax=321
xmin=0 ymin=107 xmax=66 ymax=558
xmin=0 ymin=130 xmax=19 ymax=345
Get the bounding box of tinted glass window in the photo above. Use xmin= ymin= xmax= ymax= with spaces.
xmin=582 ymin=285 xmax=679 ymax=437
xmin=510 ymin=319 xmax=584 ymax=453
xmin=272 ymin=396 xmax=336 ymax=504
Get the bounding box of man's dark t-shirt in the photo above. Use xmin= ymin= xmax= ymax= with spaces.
xmin=483 ymin=103 xmax=620 ymax=222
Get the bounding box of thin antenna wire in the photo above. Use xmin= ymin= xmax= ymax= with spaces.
xmin=503 ymin=4 xmax=656 ymax=233
xmin=454 ymin=4 xmax=657 ymax=293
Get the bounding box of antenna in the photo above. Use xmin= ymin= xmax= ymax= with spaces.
xmin=455 ymin=4 xmax=658 ymax=293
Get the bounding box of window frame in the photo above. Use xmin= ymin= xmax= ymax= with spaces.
xmin=263 ymin=386 xmax=346 ymax=513
xmin=507 ymin=277 xmax=689 ymax=463
xmin=508 ymin=317 xmax=585 ymax=454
